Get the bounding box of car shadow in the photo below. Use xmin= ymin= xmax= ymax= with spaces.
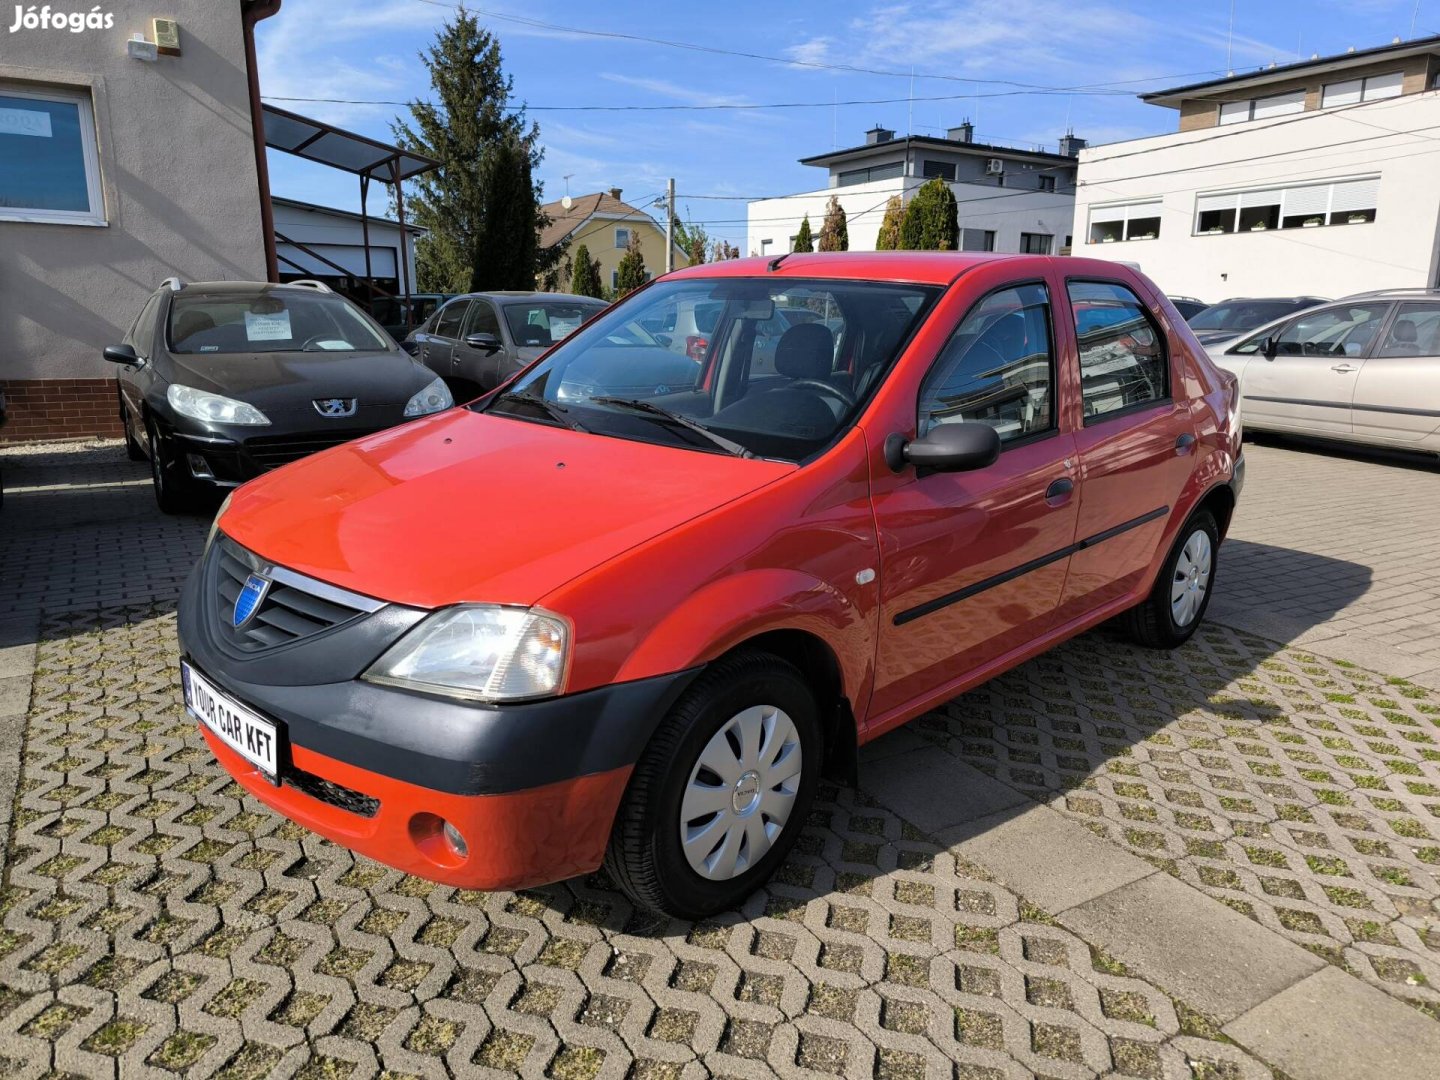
xmin=1248 ymin=431 xmax=1439 ymax=473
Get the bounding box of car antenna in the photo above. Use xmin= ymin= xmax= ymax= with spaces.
xmin=767 ymin=252 xmax=791 ymax=272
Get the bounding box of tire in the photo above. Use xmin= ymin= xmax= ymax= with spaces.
xmin=147 ymin=419 xmax=194 ymax=515
xmin=1125 ymin=508 xmax=1219 ymax=649
xmin=121 ymin=395 xmax=145 ymax=461
xmin=604 ymin=651 xmax=821 ymax=919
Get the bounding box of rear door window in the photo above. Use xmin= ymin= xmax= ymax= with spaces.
xmin=918 ymin=282 xmax=1055 ymax=445
xmin=434 ymin=299 xmax=469 ymax=340
xmin=1067 ymin=281 xmax=1168 ymax=422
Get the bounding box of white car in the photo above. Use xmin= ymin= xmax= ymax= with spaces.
xmin=1206 ymin=289 xmax=1440 ymax=458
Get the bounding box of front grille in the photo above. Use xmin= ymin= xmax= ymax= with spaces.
xmin=244 ymin=430 xmax=378 ymax=470
xmin=285 ymin=765 xmax=380 ymax=818
xmin=214 ymin=538 xmax=382 ymax=652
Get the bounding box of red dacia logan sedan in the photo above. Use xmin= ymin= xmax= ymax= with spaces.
xmin=178 ymin=253 xmax=1243 ymax=917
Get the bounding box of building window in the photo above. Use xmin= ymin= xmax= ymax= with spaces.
xmin=1217 ymin=89 xmax=1305 ymax=125
xmin=922 ymin=159 xmax=957 ymax=181
xmin=614 ymin=227 xmax=631 ymax=249
xmin=0 ymin=83 xmax=104 ymax=225
xmin=960 ymin=228 xmax=995 ymax=252
xmin=836 ymin=161 xmax=905 ymax=186
xmin=1194 ymin=176 xmax=1379 ymax=235
xmin=1037 ymin=174 xmax=1056 ymax=192
xmin=1322 ymin=71 xmax=1404 ymax=108
xmin=759 ymin=238 xmax=772 ymax=254
xmin=1019 ymin=233 xmax=1052 ymax=255
xmin=1087 ymin=201 xmax=1162 ymax=243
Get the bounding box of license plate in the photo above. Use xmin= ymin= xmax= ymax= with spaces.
xmin=183 ymin=661 xmax=279 ymax=779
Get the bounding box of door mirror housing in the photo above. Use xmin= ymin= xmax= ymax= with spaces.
xmin=103 ymin=344 xmax=141 ymax=367
xmin=885 ymin=421 xmax=1002 ymax=474
xmin=465 ymin=332 xmax=502 ymax=354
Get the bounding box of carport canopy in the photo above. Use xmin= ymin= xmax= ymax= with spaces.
xmin=261 ymin=103 xmax=439 ymax=181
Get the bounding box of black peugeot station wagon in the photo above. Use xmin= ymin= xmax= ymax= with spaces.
xmin=105 ymin=279 xmax=453 ymax=513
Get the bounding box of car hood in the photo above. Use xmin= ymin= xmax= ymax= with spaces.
xmin=166 ymin=350 xmax=435 ymax=411
xmin=219 ymin=408 xmax=794 ymax=609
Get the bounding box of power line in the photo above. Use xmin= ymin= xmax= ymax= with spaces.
xmin=409 ymin=0 xmax=1225 ymax=95
xmin=262 ymin=84 xmax=1134 ymax=112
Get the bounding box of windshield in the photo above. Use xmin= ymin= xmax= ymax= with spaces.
xmin=1188 ymin=300 xmax=1306 ymax=332
xmin=481 ymin=277 xmax=940 ymax=461
xmin=502 ymin=301 xmax=606 ymax=348
xmin=169 ymin=290 xmax=392 ymax=354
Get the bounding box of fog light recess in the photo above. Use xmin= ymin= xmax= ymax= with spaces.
xmin=407 ymin=811 xmax=469 ymax=869
xmin=187 ymin=454 xmax=215 ymax=480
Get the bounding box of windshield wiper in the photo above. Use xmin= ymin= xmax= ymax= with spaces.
xmin=491 ymin=391 xmax=587 ymax=432
xmin=588 ymin=397 xmax=753 ymax=458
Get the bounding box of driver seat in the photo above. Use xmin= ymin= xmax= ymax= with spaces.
xmin=773 ymin=323 xmax=847 ymax=419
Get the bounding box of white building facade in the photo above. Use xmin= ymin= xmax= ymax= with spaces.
xmin=748 ymin=127 xmax=1081 ymax=257
xmin=1072 ymin=37 xmax=1440 ymax=300
xmin=272 ymin=197 xmax=421 ymax=298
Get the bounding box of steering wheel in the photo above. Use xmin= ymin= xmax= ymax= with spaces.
xmin=789 ymin=379 xmax=855 ymax=409
xmin=300 ymin=334 xmax=337 ymax=352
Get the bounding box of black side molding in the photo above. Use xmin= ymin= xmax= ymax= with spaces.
xmin=894 ymin=506 xmax=1170 ymax=626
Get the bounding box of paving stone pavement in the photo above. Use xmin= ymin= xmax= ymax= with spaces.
xmin=1216 ymin=440 xmax=1440 ymax=687
xmin=1 ymin=438 xmax=1438 ymax=1078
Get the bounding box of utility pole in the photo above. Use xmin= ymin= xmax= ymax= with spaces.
xmin=665 ymin=177 xmax=676 ymax=273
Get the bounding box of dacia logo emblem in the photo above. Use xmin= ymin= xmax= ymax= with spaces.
xmin=233 ymin=574 xmax=270 ymax=628
xmin=314 ymin=398 xmax=357 ymax=418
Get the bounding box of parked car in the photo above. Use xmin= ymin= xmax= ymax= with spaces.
xmin=178 ymin=253 xmax=1242 ymax=918
xmin=366 ymin=293 xmax=451 ymax=343
xmin=1168 ymin=296 xmax=1209 ymax=321
xmin=1206 ymin=288 xmax=1440 ymax=458
xmin=1185 ymin=295 xmax=1329 ymax=346
xmin=106 ymin=278 xmax=452 ymax=513
xmin=406 ymin=291 xmax=607 ymax=398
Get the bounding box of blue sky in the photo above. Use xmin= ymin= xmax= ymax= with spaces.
xmin=256 ymin=0 xmax=1437 ymax=249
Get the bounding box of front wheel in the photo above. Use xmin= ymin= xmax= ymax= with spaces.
xmin=1124 ymin=508 xmax=1218 ymax=649
xmin=604 ymin=651 xmax=821 ymax=919
xmin=147 ymin=420 xmax=195 ymax=515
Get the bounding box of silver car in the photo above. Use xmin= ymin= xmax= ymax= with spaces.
xmin=408 ymin=291 xmax=607 ymax=398
xmin=1207 ymin=288 xmax=1440 ymax=458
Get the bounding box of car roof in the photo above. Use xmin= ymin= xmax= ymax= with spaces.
xmin=1210 ymin=296 xmax=1328 ymax=304
xmin=454 ymin=291 xmax=605 ymax=304
xmin=177 ymin=281 xmax=342 ymax=295
xmin=662 ymin=252 xmax=1115 ymax=287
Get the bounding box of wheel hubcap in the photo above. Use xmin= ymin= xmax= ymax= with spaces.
xmin=680 ymin=705 xmax=802 ymax=881
xmin=1170 ymin=528 xmax=1212 ymax=627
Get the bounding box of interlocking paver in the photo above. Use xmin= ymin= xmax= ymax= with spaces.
xmin=0 ymin=443 xmax=1272 ymax=1076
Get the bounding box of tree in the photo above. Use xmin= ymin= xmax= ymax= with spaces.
xmin=473 ymin=132 xmax=539 ymax=289
xmin=900 ymin=178 xmax=959 ymax=251
xmin=875 ymin=196 xmax=904 ymax=250
xmin=615 ymin=232 xmax=647 ymax=296
xmin=392 ymin=5 xmax=548 ymax=292
xmin=685 ymin=219 xmax=710 ymax=266
xmin=710 ymin=239 xmax=739 ymax=261
xmin=818 ymin=195 xmax=849 ymax=251
xmin=792 ymin=214 xmax=814 ymax=253
xmin=569 ymin=242 xmax=602 ymax=298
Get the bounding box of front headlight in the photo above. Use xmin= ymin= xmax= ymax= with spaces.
xmin=167 ymin=384 xmax=270 ymax=426
xmin=363 ymin=605 xmax=569 ymax=702
xmin=404 ymin=377 xmax=453 ymax=417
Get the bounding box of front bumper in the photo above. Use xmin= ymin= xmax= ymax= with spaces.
xmin=177 ymin=555 xmax=698 ymax=888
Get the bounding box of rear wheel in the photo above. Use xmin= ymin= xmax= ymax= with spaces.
xmin=604 ymin=651 xmax=820 ymax=919
xmin=1124 ymin=508 xmax=1218 ymax=649
xmin=147 ymin=419 xmax=195 ymax=515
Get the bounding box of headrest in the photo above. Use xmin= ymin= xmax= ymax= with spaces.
xmin=775 ymin=322 xmax=834 ymax=380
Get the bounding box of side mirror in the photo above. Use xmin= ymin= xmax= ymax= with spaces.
xmin=103 ymin=344 xmax=141 ymax=366
xmin=885 ymin=421 xmax=1001 ymax=474
xmin=465 ymin=333 xmax=502 ymax=354
xmin=1261 ymin=334 xmax=1279 ymax=360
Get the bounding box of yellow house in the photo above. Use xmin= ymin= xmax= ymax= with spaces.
xmin=541 ymin=189 xmax=689 ymax=293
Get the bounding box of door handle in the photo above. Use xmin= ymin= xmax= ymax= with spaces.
xmin=1331 ymin=363 xmax=1358 ymax=373
xmin=1175 ymin=433 xmax=1196 ymax=454
xmin=1045 ymin=477 xmax=1073 ymax=501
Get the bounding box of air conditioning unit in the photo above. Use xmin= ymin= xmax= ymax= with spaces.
xmin=985 ymin=158 xmax=1005 ymax=175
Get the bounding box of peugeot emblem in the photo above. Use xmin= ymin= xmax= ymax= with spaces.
xmin=313 ymin=398 xmax=357 ymax=418
xmin=233 ymin=574 xmax=270 ymax=628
